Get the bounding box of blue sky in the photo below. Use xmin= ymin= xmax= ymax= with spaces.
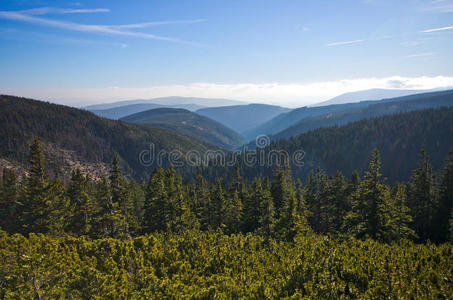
xmin=0 ymin=0 xmax=453 ymax=106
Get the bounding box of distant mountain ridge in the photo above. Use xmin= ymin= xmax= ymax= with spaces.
xmin=312 ymin=88 xmax=448 ymax=107
xmin=89 ymin=103 xmax=205 ymax=120
xmin=246 ymin=89 xmax=453 ymax=139
xmin=84 ymin=96 xmax=247 ymax=111
xmin=121 ymin=108 xmax=246 ymax=149
xmin=197 ymin=104 xmax=291 ymax=136
xmin=274 ymin=89 xmax=453 ymax=140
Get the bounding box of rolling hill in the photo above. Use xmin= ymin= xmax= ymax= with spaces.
xmin=0 ymin=95 xmax=219 ymax=179
xmin=275 ymin=89 xmax=453 ymax=139
xmin=197 ymin=104 xmax=291 ymax=136
xmin=121 ymin=108 xmax=247 ymax=149
xmin=312 ymin=88 xmax=432 ymax=106
xmin=246 ymin=89 xmax=453 ymax=139
xmin=84 ymin=96 xmax=247 ymax=111
xmin=230 ymin=107 xmax=453 ymax=184
xmin=89 ymin=103 xmax=205 ymax=120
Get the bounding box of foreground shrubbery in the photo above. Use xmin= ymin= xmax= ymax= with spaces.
xmin=1 ymin=230 xmax=452 ymax=299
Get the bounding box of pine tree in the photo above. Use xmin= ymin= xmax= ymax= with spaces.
xmin=0 ymin=168 xmax=18 ymax=232
xmin=388 ymin=184 xmax=416 ymax=241
xmin=222 ymin=190 xmax=243 ymax=234
xmin=66 ymin=168 xmax=93 ymax=235
xmin=192 ymin=172 xmax=211 ymax=230
xmin=434 ymin=145 xmax=453 ymax=242
xmin=407 ymin=146 xmax=439 ymax=242
xmin=143 ymin=168 xmax=167 ymax=233
xmin=46 ymin=178 xmax=70 ymax=236
xmin=20 ymin=139 xmax=51 ymax=234
xmin=345 ymin=149 xmax=393 ymax=241
xmin=91 ymin=175 xmax=125 ymax=238
xmin=257 ymin=180 xmax=275 ymax=239
xmin=243 ymin=178 xmax=266 ymax=233
xmin=211 ymin=179 xmax=225 ymax=229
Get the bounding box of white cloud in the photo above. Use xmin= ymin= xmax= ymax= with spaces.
xmin=423 ymin=0 xmax=453 ymax=13
xmin=326 ymin=39 xmax=366 ymax=47
xmin=2 ymin=76 xmax=453 ymax=107
xmin=405 ymin=52 xmax=435 ymax=58
xmin=0 ymin=9 xmax=205 ymax=45
xmin=421 ymin=25 xmax=453 ymax=33
xmin=17 ymin=7 xmax=110 ymax=15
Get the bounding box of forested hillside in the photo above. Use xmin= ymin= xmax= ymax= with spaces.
xmin=121 ymin=108 xmax=246 ymax=149
xmin=247 ymin=89 xmax=453 ymax=139
xmin=1 ymin=136 xmax=452 ymax=297
xmin=0 ymin=95 xmax=217 ymax=179
xmin=275 ymin=89 xmax=453 ymax=139
xmin=238 ymin=107 xmax=453 ymax=183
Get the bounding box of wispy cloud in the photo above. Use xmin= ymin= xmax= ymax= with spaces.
xmin=405 ymin=52 xmax=435 ymax=58
xmin=326 ymin=39 xmax=366 ymax=47
xmin=108 ymin=19 xmax=206 ymax=29
xmin=423 ymin=0 xmax=453 ymax=13
xmin=17 ymin=7 xmax=110 ymax=15
xmin=420 ymin=25 xmax=453 ymax=33
xmin=0 ymin=8 xmax=206 ymax=45
xmin=3 ymin=76 xmax=453 ymax=107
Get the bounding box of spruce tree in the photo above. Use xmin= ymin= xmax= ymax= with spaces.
xmin=0 ymin=168 xmax=17 ymax=232
xmin=389 ymin=184 xmax=416 ymax=241
xmin=345 ymin=149 xmax=393 ymax=241
xmin=143 ymin=168 xmax=167 ymax=232
xmin=434 ymin=145 xmax=453 ymax=242
xmin=407 ymin=146 xmax=439 ymax=242
xmin=20 ymin=139 xmax=51 ymax=234
xmin=66 ymin=168 xmax=93 ymax=235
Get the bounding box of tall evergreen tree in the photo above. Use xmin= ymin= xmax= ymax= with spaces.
xmin=407 ymin=146 xmax=439 ymax=242
xmin=388 ymin=184 xmax=416 ymax=241
xmin=0 ymin=168 xmax=18 ymax=232
xmin=345 ymin=149 xmax=394 ymax=241
xmin=434 ymin=145 xmax=453 ymax=242
xmin=143 ymin=168 xmax=167 ymax=233
xmin=66 ymin=168 xmax=93 ymax=236
xmin=20 ymin=139 xmax=51 ymax=234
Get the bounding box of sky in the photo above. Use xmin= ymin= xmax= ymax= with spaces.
xmin=0 ymin=0 xmax=453 ymax=107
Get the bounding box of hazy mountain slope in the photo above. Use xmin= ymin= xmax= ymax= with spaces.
xmin=0 ymin=95 xmax=218 ymax=179
xmin=89 ymin=103 xmax=205 ymax=120
xmin=232 ymin=107 xmax=453 ymax=184
xmin=246 ymin=89 xmax=453 ymax=139
xmin=121 ymin=108 xmax=247 ymax=149
xmin=244 ymin=102 xmax=369 ymax=139
xmin=312 ymin=88 xmax=441 ymax=106
xmin=275 ymin=89 xmax=453 ymax=139
xmin=84 ymin=96 xmax=247 ymax=111
xmin=197 ymin=104 xmax=291 ymax=135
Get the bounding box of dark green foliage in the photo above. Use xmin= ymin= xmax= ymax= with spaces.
xmin=0 ymin=231 xmax=452 ymax=298
xmin=275 ymin=89 xmax=453 ymax=139
xmin=0 ymin=168 xmax=17 ymax=233
xmin=407 ymin=147 xmax=439 ymax=242
xmin=121 ymin=107 xmax=247 ymax=149
xmin=239 ymin=107 xmax=453 ymax=184
xmin=0 ymin=95 xmax=218 ymax=179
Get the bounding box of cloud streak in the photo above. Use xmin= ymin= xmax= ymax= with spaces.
xmin=17 ymin=7 xmax=110 ymax=15
xmin=421 ymin=25 xmax=453 ymax=33
xmin=0 ymin=9 xmax=205 ymax=45
xmin=3 ymin=76 xmax=453 ymax=107
xmin=326 ymin=39 xmax=366 ymax=47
